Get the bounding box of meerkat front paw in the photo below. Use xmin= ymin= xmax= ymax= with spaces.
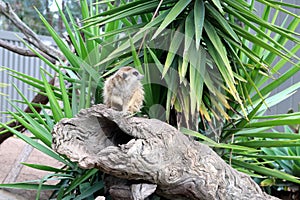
xmin=123 ymin=111 xmax=136 ymax=118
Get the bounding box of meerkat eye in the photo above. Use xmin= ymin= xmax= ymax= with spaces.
xmin=132 ymin=71 xmax=139 ymax=76
xmin=122 ymin=72 xmax=128 ymax=79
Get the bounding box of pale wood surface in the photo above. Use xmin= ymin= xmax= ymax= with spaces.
xmin=52 ymin=104 xmax=279 ymax=200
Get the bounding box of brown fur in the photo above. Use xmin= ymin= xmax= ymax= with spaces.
xmin=103 ymin=66 xmax=144 ymax=113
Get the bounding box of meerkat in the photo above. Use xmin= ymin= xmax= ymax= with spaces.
xmin=103 ymin=66 xmax=144 ymax=113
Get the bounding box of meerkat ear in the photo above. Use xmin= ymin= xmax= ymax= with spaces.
xmin=122 ymin=72 xmax=128 ymax=79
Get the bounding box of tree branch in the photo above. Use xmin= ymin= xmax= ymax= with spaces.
xmin=0 ymin=0 xmax=64 ymax=61
xmin=0 ymin=38 xmax=35 ymax=56
xmin=0 ymin=38 xmax=57 ymax=63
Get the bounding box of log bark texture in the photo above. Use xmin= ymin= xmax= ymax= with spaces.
xmin=52 ymin=104 xmax=279 ymax=200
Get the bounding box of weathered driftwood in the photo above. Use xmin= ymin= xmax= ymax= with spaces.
xmin=52 ymin=104 xmax=278 ymax=200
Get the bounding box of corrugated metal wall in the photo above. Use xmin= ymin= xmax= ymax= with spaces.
xmin=0 ymin=30 xmax=55 ymax=122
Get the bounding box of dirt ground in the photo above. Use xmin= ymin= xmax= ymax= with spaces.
xmin=0 ymin=136 xmax=64 ymax=200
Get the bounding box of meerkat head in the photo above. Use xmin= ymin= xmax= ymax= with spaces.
xmin=118 ymin=66 xmax=144 ymax=83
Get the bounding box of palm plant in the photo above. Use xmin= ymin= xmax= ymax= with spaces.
xmin=0 ymin=0 xmax=299 ymax=199
xmin=83 ymin=0 xmax=300 ymax=189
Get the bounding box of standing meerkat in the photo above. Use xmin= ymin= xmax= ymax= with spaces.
xmin=103 ymin=66 xmax=144 ymax=113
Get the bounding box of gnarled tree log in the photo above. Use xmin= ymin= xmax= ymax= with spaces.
xmin=52 ymin=104 xmax=278 ymax=200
